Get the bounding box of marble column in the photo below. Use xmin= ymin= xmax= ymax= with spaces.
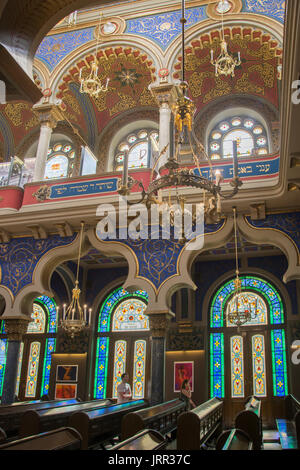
xmin=32 ymin=104 xmax=61 ymax=182
xmin=1 ymin=317 xmax=30 ymax=405
xmin=148 ymin=311 xmax=173 ymax=405
xmin=149 ymin=82 xmax=176 ymax=171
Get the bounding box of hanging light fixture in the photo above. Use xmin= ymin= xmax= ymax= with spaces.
xmin=210 ymin=0 xmax=241 ymax=77
xmin=79 ymin=13 xmax=110 ymax=97
xmin=118 ymin=0 xmax=242 ymax=226
xmin=58 ymin=222 xmax=91 ymax=338
xmin=224 ymin=207 xmax=258 ymax=327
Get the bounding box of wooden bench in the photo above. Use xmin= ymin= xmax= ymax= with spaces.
xmin=121 ymin=399 xmax=187 ymax=441
xmin=0 ymin=427 xmax=82 ymax=450
xmin=234 ymin=396 xmax=262 ymax=450
xmin=19 ymin=398 xmax=114 ymax=438
xmin=0 ymin=399 xmax=79 ymax=437
xmin=216 ymin=429 xmax=253 ymax=450
xmin=110 ymin=429 xmax=167 ymax=451
xmin=177 ymin=397 xmax=223 ymax=450
xmin=275 ymin=395 xmax=300 ymax=449
xmin=68 ymin=399 xmax=148 ymax=450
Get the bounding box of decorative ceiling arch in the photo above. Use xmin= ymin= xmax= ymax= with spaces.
xmin=172 ymin=26 xmax=282 ymax=114
xmin=56 ymin=46 xmax=157 ymax=138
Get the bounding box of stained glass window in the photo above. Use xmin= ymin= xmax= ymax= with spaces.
xmin=114 ymin=129 xmax=159 ymax=171
xmin=15 ymin=342 xmax=24 ymax=397
xmin=252 ymin=334 xmax=267 ymax=397
xmin=132 ymin=340 xmax=146 ymax=398
xmin=208 ymin=115 xmax=269 ymax=159
xmin=226 ymin=291 xmax=267 ymax=327
xmin=271 ymin=329 xmax=288 ymax=397
xmin=113 ymin=340 xmax=127 ymax=398
xmin=98 ymin=288 xmax=148 ymax=332
xmin=40 ymin=338 xmax=56 ymax=397
xmin=44 ymin=142 xmax=75 ymax=180
xmin=25 ymin=342 xmax=41 ymax=398
xmin=94 ymin=337 xmax=109 ymax=399
xmin=0 ymin=338 xmax=7 ymax=395
xmin=27 ymin=303 xmax=46 ymax=333
xmin=231 ymin=336 xmax=244 ymax=398
xmin=112 ymin=299 xmax=149 ymax=331
xmin=210 ymin=333 xmax=224 ymax=398
xmin=210 ymin=276 xmax=284 ymax=328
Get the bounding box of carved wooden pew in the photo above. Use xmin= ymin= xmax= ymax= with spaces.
xmin=177 ymin=397 xmax=223 ymax=450
xmin=68 ymin=399 xmax=148 ymax=449
xmin=110 ymin=429 xmax=167 ymax=451
xmin=121 ymin=399 xmax=187 ymax=441
xmin=0 ymin=399 xmax=79 ymax=437
xmin=0 ymin=427 xmax=82 ymax=450
xmin=216 ymin=429 xmax=253 ymax=450
xmin=275 ymin=394 xmax=300 ymax=449
xmin=19 ymin=398 xmax=114 ymax=438
xmin=234 ymin=396 xmax=262 ymax=450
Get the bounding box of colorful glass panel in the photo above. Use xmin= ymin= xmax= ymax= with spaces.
xmin=252 ymin=334 xmax=267 ymax=397
xmin=113 ymin=340 xmax=127 ymax=399
xmin=44 ymin=155 xmax=69 ymax=179
xmin=94 ymin=337 xmax=109 ymax=399
xmin=223 ymin=129 xmax=254 ymax=158
xmin=98 ymin=288 xmax=148 ymax=332
xmin=271 ymin=329 xmax=288 ymax=397
xmin=36 ymin=296 xmax=57 ymax=333
xmin=226 ymin=291 xmax=267 ymax=327
xmin=40 ymin=338 xmax=56 ymax=396
xmin=210 ymin=276 xmax=284 ymax=328
xmin=15 ymin=342 xmax=24 ymax=397
xmin=132 ymin=340 xmax=146 ymax=399
xmin=0 ymin=338 xmax=7 ymax=395
xmin=27 ymin=303 xmax=46 ymax=333
xmin=25 ymin=342 xmax=41 ymax=398
xmin=230 ymin=336 xmax=244 ymax=398
xmin=210 ymin=333 xmax=224 ymax=398
xmin=112 ymin=299 xmax=149 ymax=331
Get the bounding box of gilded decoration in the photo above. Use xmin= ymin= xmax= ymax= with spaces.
xmin=245 ymin=213 xmax=300 ymax=260
xmin=3 ymin=318 xmax=31 ymax=341
xmin=4 ymin=103 xmax=28 ymax=127
xmin=0 ymin=234 xmax=77 ymax=297
xmin=243 ymin=0 xmax=285 ymax=24
xmin=149 ymin=313 xmax=172 ymax=338
xmin=167 ymin=327 xmax=204 ymax=351
xmin=173 ymin=27 xmax=281 ymax=110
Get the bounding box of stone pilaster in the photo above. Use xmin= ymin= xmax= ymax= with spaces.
xmin=1 ymin=317 xmax=31 ymax=405
xmin=32 ymin=103 xmax=62 ymax=182
xmin=149 ymin=82 xmax=176 ymax=170
xmin=148 ymin=311 xmax=173 ymax=405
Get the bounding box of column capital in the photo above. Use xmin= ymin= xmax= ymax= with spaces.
xmin=147 ymin=310 xmax=174 ymax=338
xmin=149 ymin=82 xmax=177 ymax=107
xmin=32 ymin=103 xmax=63 ymax=128
xmin=2 ymin=316 xmax=31 ymax=341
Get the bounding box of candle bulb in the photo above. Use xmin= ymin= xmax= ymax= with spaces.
xmin=84 ymin=304 xmax=87 ymax=322
xmin=72 ymin=308 xmax=75 ymax=320
xmin=238 ymin=51 xmax=241 ymax=62
xmin=63 ymin=304 xmax=66 ymax=320
xmin=56 ymin=307 xmax=59 ymax=325
xmin=89 ymin=308 xmax=92 ymax=326
xmin=210 ymin=49 xmax=214 ymax=61
xmin=79 ymin=68 xmax=82 ymax=79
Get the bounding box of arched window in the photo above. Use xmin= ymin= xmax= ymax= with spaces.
xmin=0 ymin=295 xmax=58 ymax=400
xmin=208 ymin=116 xmax=269 ymax=159
xmin=44 ymin=143 xmax=76 ymax=179
xmin=113 ymin=129 xmax=159 ymax=171
xmin=94 ymin=287 xmax=149 ymax=400
xmin=209 ymin=276 xmax=288 ymax=403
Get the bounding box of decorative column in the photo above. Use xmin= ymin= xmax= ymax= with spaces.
xmin=148 ymin=311 xmax=173 ymax=405
xmin=1 ymin=317 xmax=30 ymax=404
xmin=149 ymin=79 xmax=176 ymax=171
xmin=32 ymin=103 xmax=62 ymax=182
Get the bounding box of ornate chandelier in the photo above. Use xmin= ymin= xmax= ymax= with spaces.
xmin=59 ymin=222 xmax=91 ymax=338
xmin=210 ymin=1 xmax=241 ymax=77
xmin=79 ymin=13 xmax=110 ymax=97
xmin=118 ymin=0 xmax=242 ymax=224
xmin=224 ymin=207 xmax=258 ymax=327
